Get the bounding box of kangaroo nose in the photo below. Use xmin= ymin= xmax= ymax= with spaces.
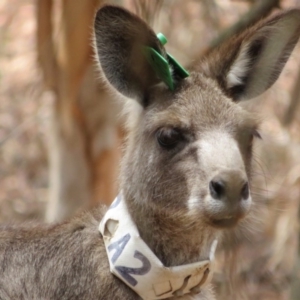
xmin=207 ymin=170 xmax=251 ymax=228
xmin=209 ymin=180 xmax=225 ymax=199
xmin=209 ymin=171 xmax=249 ymax=202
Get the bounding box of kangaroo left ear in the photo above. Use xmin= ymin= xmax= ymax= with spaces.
xmin=200 ymin=9 xmax=300 ymax=101
xmin=94 ymin=5 xmax=168 ymax=104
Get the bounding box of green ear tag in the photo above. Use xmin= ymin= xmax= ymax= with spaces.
xmin=143 ymin=33 xmax=189 ymax=91
xmin=167 ymin=53 xmax=189 ymax=79
xmin=157 ymin=33 xmax=168 ymax=46
xmin=143 ymin=47 xmax=174 ymax=90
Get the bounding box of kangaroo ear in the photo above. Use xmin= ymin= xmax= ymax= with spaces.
xmin=94 ymin=5 xmax=166 ymax=103
xmin=201 ymin=9 xmax=300 ymax=101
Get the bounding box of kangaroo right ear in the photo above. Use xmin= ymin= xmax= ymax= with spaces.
xmin=94 ymin=5 xmax=167 ymax=104
xmin=200 ymin=9 xmax=300 ymax=101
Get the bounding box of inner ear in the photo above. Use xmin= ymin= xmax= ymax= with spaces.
xmin=227 ymin=37 xmax=265 ymax=99
xmin=94 ymin=5 xmax=167 ymax=103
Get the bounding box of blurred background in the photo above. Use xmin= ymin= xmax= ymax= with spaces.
xmin=1 ymin=0 xmax=300 ymax=299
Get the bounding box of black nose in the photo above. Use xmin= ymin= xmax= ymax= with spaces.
xmin=209 ymin=173 xmax=249 ymax=201
xmin=209 ymin=180 xmax=225 ymax=199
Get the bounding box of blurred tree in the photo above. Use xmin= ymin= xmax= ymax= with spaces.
xmin=283 ymin=67 xmax=300 ymax=126
xmin=202 ymin=0 xmax=280 ymax=54
xmin=37 ymin=0 xmax=120 ymax=222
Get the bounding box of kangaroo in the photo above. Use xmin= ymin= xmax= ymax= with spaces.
xmin=0 ymin=5 xmax=300 ymax=300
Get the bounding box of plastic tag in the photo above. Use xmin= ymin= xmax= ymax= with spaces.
xmin=143 ymin=47 xmax=174 ymax=90
xmin=143 ymin=33 xmax=189 ymax=91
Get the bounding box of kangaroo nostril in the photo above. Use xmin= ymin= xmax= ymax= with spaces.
xmin=209 ymin=180 xmax=225 ymax=200
xmin=241 ymin=182 xmax=249 ymax=200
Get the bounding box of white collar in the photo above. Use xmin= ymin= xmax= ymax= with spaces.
xmin=99 ymin=195 xmax=217 ymax=300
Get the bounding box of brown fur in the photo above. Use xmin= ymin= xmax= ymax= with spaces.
xmin=0 ymin=5 xmax=300 ymax=300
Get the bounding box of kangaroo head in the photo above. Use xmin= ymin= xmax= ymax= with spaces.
xmin=94 ymin=6 xmax=300 ymax=244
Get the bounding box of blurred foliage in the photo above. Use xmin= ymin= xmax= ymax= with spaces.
xmin=0 ymin=0 xmax=48 ymax=221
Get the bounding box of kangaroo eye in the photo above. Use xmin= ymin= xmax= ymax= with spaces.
xmin=156 ymin=128 xmax=183 ymax=149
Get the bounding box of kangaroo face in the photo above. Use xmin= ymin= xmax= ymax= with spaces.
xmin=122 ymin=74 xmax=257 ymax=229
xmin=94 ymin=6 xmax=300 ymax=235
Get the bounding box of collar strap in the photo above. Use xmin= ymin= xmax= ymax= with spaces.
xmin=99 ymin=195 xmax=217 ymax=300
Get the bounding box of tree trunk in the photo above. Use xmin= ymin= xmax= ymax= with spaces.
xmin=37 ymin=0 xmax=120 ymax=222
